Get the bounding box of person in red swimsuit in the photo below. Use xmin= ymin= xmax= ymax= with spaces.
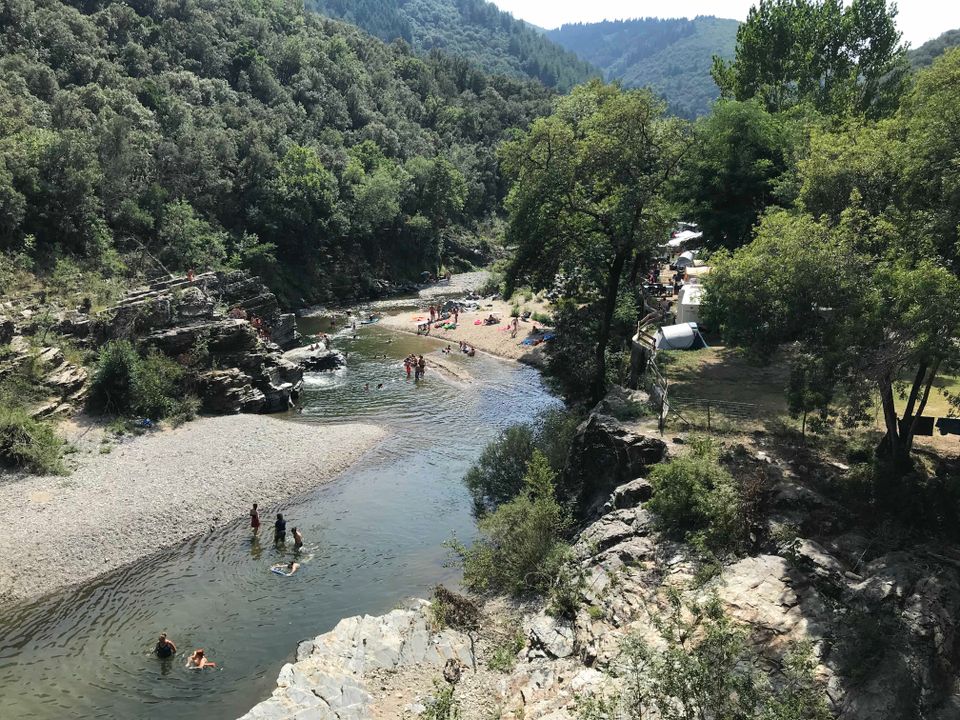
xmin=250 ymin=503 xmax=260 ymax=532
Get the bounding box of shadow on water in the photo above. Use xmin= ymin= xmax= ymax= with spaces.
xmin=0 ymin=319 xmax=559 ymax=720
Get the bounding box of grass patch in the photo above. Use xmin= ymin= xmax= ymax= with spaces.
xmin=487 ymin=628 xmax=525 ymax=673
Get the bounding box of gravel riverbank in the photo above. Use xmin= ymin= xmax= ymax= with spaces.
xmin=0 ymin=415 xmax=386 ymax=603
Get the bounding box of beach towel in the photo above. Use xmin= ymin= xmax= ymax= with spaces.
xmin=474 ymin=319 xmax=483 ymax=325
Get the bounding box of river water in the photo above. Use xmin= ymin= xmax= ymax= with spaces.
xmin=0 ymin=317 xmax=558 ymax=719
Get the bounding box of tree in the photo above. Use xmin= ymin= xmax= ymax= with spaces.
xmin=704 ymin=209 xmax=960 ymax=470
xmin=500 ymin=81 xmax=688 ymax=401
xmin=671 ymin=99 xmax=799 ymax=250
xmin=712 ymin=0 xmax=908 ymax=118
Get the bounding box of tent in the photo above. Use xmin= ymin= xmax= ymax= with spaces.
xmin=683 ymin=265 xmax=711 ymax=281
xmin=675 ymin=284 xmax=703 ymax=325
xmin=654 ymin=322 xmax=708 ymax=350
xmin=675 ymin=250 xmax=697 ymax=269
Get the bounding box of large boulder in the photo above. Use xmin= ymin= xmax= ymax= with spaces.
xmin=281 ymin=346 xmax=345 ymax=372
xmin=563 ymin=414 xmax=667 ymax=517
xmin=198 ymin=369 xmax=266 ymax=414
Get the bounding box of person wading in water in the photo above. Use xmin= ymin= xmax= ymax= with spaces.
xmin=250 ymin=503 xmax=260 ymax=533
xmin=274 ymin=513 xmax=287 ymax=544
xmin=154 ymin=633 xmax=177 ymax=659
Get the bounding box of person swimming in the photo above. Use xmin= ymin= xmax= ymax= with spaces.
xmin=271 ymin=561 xmax=300 ymax=576
xmin=186 ymin=649 xmax=216 ymax=669
xmin=154 ymin=633 xmax=176 ymax=659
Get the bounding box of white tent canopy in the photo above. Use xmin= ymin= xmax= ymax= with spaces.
xmin=655 ymin=322 xmax=708 ymax=350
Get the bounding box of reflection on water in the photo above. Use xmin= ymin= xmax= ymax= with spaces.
xmin=0 ymin=318 xmax=558 ymax=720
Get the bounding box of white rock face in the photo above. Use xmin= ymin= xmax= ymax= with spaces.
xmin=239 ymin=599 xmax=473 ymax=720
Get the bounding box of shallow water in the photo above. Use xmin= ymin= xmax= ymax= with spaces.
xmin=0 ymin=319 xmax=558 ymax=719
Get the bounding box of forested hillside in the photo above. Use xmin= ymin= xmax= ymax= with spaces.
xmin=547 ymin=17 xmax=739 ymax=117
xmin=0 ymin=0 xmax=556 ymax=306
xmin=307 ymin=0 xmax=597 ymax=92
xmin=909 ymin=28 xmax=960 ymax=68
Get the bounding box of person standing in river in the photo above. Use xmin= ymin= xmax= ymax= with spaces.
xmin=274 ymin=513 xmax=286 ymax=544
xmin=250 ymin=503 xmax=260 ymax=533
xmin=417 ymin=355 xmax=426 ymax=381
xmin=292 ymin=527 xmax=303 ymax=550
xmin=154 ymin=633 xmax=177 ymax=659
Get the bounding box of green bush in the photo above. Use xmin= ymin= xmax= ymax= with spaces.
xmin=0 ymin=406 xmax=65 ymax=474
xmin=453 ymin=451 xmax=572 ymax=596
xmin=464 ymin=408 xmax=582 ymax=515
xmin=531 ymin=311 xmax=552 ymax=324
xmin=89 ymin=340 xmax=196 ymax=420
xmin=465 ymin=425 xmax=535 ymax=514
xmin=646 ymin=438 xmax=747 ymax=555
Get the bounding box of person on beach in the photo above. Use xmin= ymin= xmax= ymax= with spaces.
xmin=511 ymin=316 xmax=519 ymax=338
xmin=429 ymin=305 xmax=436 ymax=322
xmin=186 ymin=649 xmax=216 ymax=669
xmin=274 ymin=513 xmax=287 ymax=544
xmin=271 ymin=561 xmax=300 ymax=576
xmin=250 ymin=503 xmax=260 ymax=532
xmin=292 ymin=527 xmax=303 ymax=550
xmin=453 ymin=307 xmax=459 ymax=324
xmin=154 ymin=633 xmax=177 ymax=659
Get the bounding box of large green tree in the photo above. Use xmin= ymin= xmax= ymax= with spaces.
xmin=500 ymin=81 xmax=688 ymax=401
xmin=671 ymin=99 xmax=801 ymax=250
xmin=712 ymin=0 xmax=908 ymax=118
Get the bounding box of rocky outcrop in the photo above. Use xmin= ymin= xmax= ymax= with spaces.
xmin=0 ymin=336 xmax=88 ymax=418
xmin=79 ymin=271 xmax=314 ymax=415
xmin=563 ymin=413 xmax=667 ymax=517
xmin=241 ymin=600 xmax=474 ymax=720
xmin=281 ymin=346 xmax=345 ymax=373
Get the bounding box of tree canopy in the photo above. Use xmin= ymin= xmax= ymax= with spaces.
xmin=0 ymin=0 xmax=556 ymax=304
xmin=712 ymin=0 xmax=908 ymax=118
xmin=704 ymin=49 xmax=960 ymax=468
xmin=501 ymin=81 xmax=688 ymax=400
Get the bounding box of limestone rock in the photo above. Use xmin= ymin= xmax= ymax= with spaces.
xmin=564 ymin=414 xmax=667 ymax=518
xmin=239 ymin=600 xmax=473 ymax=720
xmin=281 ymin=346 xmax=345 ymax=373
xmin=527 ymin=614 xmax=575 ymax=659
xmin=605 ymin=478 xmax=653 ymax=511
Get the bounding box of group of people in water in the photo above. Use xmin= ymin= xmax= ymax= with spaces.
xmin=153 ymin=504 xmax=307 ymax=670
xmin=404 ymin=354 xmax=427 ymax=380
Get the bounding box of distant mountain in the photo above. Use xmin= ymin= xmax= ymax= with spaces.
xmin=909 ymin=29 xmax=960 ymax=69
xmin=547 ymin=17 xmax=739 ymax=118
xmin=306 ymin=0 xmax=598 ymax=91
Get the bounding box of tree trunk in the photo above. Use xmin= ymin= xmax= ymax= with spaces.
xmin=592 ymin=247 xmax=629 ymax=403
xmin=878 ymin=375 xmax=901 ymax=460
xmin=903 ymin=358 xmax=941 ymax=456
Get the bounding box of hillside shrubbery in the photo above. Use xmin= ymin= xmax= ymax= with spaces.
xmin=88 ymin=341 xmax=197 ymax=421
xmin=0 ymin=406 xmax=65 ymax=475
xmin=646 ymin=437 xmax=748 ymax=555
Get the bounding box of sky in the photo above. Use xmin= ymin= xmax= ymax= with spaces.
xmin=490 ymin=0 xmax=960 ymax=47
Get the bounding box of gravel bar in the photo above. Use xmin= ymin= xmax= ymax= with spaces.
xmin=0 ymin=415 xmax=386 ymax=603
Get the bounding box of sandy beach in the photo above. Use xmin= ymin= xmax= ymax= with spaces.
xmin=0 ymin=415 xmax=385 ymax=603
xmin=379 ymin=298 xmax=552 ymax=366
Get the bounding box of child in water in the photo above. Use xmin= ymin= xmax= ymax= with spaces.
xmin=186 ymin=649 xmax=216 ymax=669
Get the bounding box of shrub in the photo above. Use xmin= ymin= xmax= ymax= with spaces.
xmin=464 ymin=424 xmax=535 ymax=514
xmin=531 ymin=311 xmax=552 ymax=324
xmin=477 ymin=272 xmax=503 ymax=297
xmin=464 ymin=408 xmax=582 ymax=515
xmin=487 ymin=629 xmax=525 ymax=673
xmin=89 ymin=340 xmax=196 ymax=420
xmin=0 ymin=406 xmax=65 ymax=474
xmin=646 ymin=438 xmax=747 ymax=555
xmin=423 ymin=681 xmax=460 ymax=720
xmin=453 ymin=451 xmax=572 ymax=596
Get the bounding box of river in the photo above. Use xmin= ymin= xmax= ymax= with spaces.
xmin=0 ymin=316 xmax=559 ymax=719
